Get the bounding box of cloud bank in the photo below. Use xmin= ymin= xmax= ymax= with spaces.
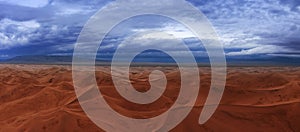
xmin=0 ymin=0 xmax=299 ymax=64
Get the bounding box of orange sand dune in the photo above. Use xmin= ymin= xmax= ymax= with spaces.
xmin=0 ymin=65 xmax=299 ymax=131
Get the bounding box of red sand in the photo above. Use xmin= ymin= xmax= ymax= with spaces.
xmin=0 ymin=65 xmax=299 ymax=131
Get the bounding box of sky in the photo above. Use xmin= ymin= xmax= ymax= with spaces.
xmin=0 ymin=0 xmax=299 ymax=64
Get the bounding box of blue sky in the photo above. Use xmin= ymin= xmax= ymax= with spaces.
xmin=0 ymin=0 xmax=299 ymax=64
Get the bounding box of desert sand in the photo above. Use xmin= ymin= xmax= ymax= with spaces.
xmin=0 ymin=64 xmax=299 ymax=131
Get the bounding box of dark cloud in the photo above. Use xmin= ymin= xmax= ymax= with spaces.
xmin=0 ymin=0 xmax=299 ymax=64
xmin=0 ymin=4 xmax=53 ymax=21
xmin=279 ymin=0 xmax=300 ymax=11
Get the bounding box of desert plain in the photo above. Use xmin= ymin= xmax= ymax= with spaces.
xmin=0 ymin=64 xmax=299 ymax=131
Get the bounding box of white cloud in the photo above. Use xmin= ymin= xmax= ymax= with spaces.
xmin=161 ymin=23 xmax=196 ymax=39
xmin=95 ymin=0 xmax=299 ymax=57
xmin=196 ymin=0 xmax=300 ymax=53
xmin=131 ymin=23 xmax=196 ymax=39
xmin=0 ymin=32 xmax=29 ymax=46
xmin=132 ymin=23 xmax=196 ymax=39
xmin=120 ymin=31 xmax=183 ymax=50
xmin=51 ymin=43 xmax=74 ymax=51
xmin=116 ymin=30 xmax=204 ymax=58
xmin=268 ymin=54 xmax=300 ymax=58
xmin=0 ymin=0 xmax=49 ymax=8
xmin=55 ymin=5 xmax=95 ymax=16
xmin=0 ymin=19 xmax=40 ymax=30
xmin=0 ymin=54 xmax=9 ymax=58
xmin=135 ymin=32 xmax=175 ymax=40
xmin=0 ymin=19 xmax=41 ymax=49
xmin=0 ymin=0 xmax=298 ymax=59
xmin=226 ymin=45 xmax=291 ymax=56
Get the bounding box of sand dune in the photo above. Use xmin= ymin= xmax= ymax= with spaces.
xmin=0 ymin=65 xmax=299 ymax=131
